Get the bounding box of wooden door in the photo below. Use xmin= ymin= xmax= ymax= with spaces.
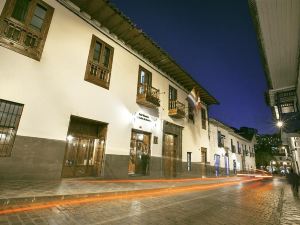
xmin=74 ymin=138 xmax=94 ymax=177
xmin=93 ymin=127 xmax=107 ymax=176
xmin=164 ymin=134 xmax=176 ymax=177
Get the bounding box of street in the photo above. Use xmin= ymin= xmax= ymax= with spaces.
xmin=0 ymin=177 xmax=299 ymax=225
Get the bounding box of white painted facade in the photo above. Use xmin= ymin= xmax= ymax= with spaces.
xmin=209 ymin=119 xmax=256 ymax=173
xmin=0 ymin=0 xmax=211 ymax=178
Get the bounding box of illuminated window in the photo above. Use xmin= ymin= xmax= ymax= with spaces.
xmin=85 ymin=35 xmax=114 ymax=89
xmin=0 ymin=99 xmax=24 ymax=157
xmin=0 ymin=0 xmax=54 ymax=60
xmin=280 ymin=102 xmax=295 ymax=114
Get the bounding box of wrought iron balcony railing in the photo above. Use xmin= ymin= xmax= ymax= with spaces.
xmin=168 ymin=100 xmax=185 ymax=118
xmin=136 ymin=83 xmax=160 ymax=108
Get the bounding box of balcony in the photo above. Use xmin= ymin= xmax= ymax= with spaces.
xmin=86 ymin=61 xmax=110 ymax=89
xmin=168 ymin=100 xmax=185 ymax=118
xmin=0 ymin=18 xmax=43 ymax=60
xmin=136 ymin=84 xmax=160 ymax=108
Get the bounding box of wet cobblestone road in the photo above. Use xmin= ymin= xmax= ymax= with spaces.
xmin=0 ymin=178 xmax=299 ymax=225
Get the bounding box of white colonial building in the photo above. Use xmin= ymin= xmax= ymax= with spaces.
xmin=209 ymin=119 xmax=256 ymax=175
xmin=0 ymin=0 xmax=220 ymax=179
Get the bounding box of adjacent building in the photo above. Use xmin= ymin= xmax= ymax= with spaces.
xmin=249 ymin=0 xmax=300 ymax=174
xmin=209 ymin=119 xmax=256 ymax=176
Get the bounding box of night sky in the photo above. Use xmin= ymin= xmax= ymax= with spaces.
xmin=109 ymin=0 xmax=276 ymax=134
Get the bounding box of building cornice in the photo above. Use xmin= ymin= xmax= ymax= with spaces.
xmin=248 ymin=0 xmax=273 ymax=90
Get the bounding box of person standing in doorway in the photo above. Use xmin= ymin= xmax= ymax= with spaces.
xmin=287 ymin=169 xmax=300 ymax=197
xmin=141 ymin=150 xmax=150 ymax=175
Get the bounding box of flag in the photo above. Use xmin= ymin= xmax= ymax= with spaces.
xmin=187 ymin=87 xmax=202 ymax=110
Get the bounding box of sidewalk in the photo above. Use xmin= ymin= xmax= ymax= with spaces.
xmin=0 ymin=177 xmax=243 ymax=207
xmin=280 ymin=183 xmax=300 ymax=225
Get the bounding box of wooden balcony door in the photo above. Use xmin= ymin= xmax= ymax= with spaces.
xmin=137 ymin=66 xmax=152 ymax=95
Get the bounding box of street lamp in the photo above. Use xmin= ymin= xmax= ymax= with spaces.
xmin=276 ymin=121 xmax=283 ymax=128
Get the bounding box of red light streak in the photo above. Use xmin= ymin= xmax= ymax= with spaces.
xmin=0 ymin=177 xmax=267 ymax=215
xmin=72 ymin=177 xmax=230 ymax=184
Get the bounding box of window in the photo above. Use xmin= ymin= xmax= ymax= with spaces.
xmin=0 ymin=99 xmax=24 ymax=157
xmin=237 ymin=141 xmax=241 ymax=154
xmin=85 ymin=35 xmax=114 ymax=89
xmin=231 ymin=139 xmax=236 ymax=153
xmin=137 ymin=66 xmax=152 ymax=95
xmin=217 ymin=131 xmax=225 ymax=147
xmin=280 ymin=102 xmax=295 ymax=114
xmin=136 ymin=66 xmax=160 ymax=108
xmin=169 ymin=86 xmax=177 ymax=102
xmin=0 ymin=0 xmax=54 ymax=60
xmin=201 ymin=108 xmax=207 ymax=129
xmin=168 ymin=85 xmax=183 ymax=114
xmin=188 ymin=101 xmax=194 ymax=124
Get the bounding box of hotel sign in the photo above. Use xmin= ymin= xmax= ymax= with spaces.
xmin=137 ymin=113 xmax=152 ymax=122
xmin=132 ymin=112 xmax=158 ymax=132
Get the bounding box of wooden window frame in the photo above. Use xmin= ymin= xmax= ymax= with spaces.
xmin=169 ymin=85 xmax=177 ymax=101
xmin=85 ymin=35 xmax=114 ymax=89
xmin=217 ymin=131 xmax=224 ymax=147
xmin=0 ymin=0 xmax=54 ymax=61
xmin=137 ymin=66 xmax=152 ymax=93
xmin=0 ymin=99 xmax=24 ymax=157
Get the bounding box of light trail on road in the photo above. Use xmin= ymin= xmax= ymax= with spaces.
xmin=73 ymin=176 xmax=230 ymax=183
xmin=0 ymin=177 xmax=269 ymax=215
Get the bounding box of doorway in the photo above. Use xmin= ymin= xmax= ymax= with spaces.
xmin=163 ymin=133 xmax=178 ymax=177
xmin=233 ymin=160 xmax=237 ymax=174
xmin=214 ymin=154 xmax=220 ymax=176
xmin=225 ymin=155 xmax=229 ymax=176
xmin=128 ymin=130 xmax=151 ymax=176
xmin=241 ymin=155 xmax=246 ymax=172
xmin=61 ymin=116 xmax=107 ymax=178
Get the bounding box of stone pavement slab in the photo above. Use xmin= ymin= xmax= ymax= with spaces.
xmin=280 ymin=183 xmax=300 ymax=225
